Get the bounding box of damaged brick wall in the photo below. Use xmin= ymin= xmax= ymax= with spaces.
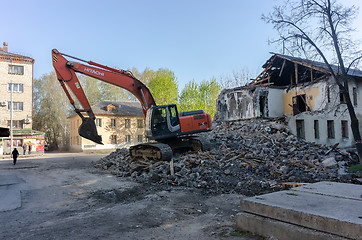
xmin=214 ymin=87 xmax=284 ymax=121
xmin=214 ymin=87 xmax=257 ymax=121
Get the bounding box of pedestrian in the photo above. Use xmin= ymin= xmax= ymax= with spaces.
xmin=12 ymin=148 xmax=19 ymax=165
xmin=28 ymin=144 xmax=31 ymax=155
xmin=22 ymin=143 xmax=27 ymax=155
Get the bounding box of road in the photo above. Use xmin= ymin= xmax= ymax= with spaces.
xmin=0 ymin=153 xmax=260 ymax=240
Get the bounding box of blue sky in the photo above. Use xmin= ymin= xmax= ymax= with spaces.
xmin=2 ymin=0 xmax=362 ymax=90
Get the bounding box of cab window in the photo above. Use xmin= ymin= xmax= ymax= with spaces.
xmin=168 ymin=105 xmax=179 ymax=127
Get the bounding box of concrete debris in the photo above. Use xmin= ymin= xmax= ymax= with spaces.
xmin=94 ymin=119 xmax=360 ymax=196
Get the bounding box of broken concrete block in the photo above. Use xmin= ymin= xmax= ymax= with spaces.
xmin=322 ymin=157 xmax=337 ymax=167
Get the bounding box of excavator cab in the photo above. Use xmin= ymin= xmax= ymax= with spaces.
xmin=146 ymin=104 xmax=181 ymax=140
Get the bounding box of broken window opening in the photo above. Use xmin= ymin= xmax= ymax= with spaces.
xmin=327 ymin=86 xmax=331 ymax=103
xmin=353 ymin=87 xmax=357 ymax=106
xmin=292 ymin=94 xmax=308 ymax=115
xmin=340 ymin=91 xmax=346 ymax=103
xmin=314 ymin=120 xmax=319 ymax=139
xmin=259 ymin=96 xmax=266 ymax=117
xmin=341 ymin=120 xmax=348 ymax=138
xmin=296 ymin=120 xmax=305 ymax=139
xmin=327 ymin=120 xmax=335 ymax=139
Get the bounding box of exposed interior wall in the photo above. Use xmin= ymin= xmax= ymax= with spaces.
xmin=215 ymin=87 xmax=287 ymax=121
xmin=267 ymin=88 xmax=285 ymax=118
xmin=215 ymin=88 xmax=257 ymax=121
xmin=283 ymin=80 xmax=329 ymax=116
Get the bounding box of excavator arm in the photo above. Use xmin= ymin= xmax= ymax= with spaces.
xmin=51 ymin=49 xmax=156 ymax=144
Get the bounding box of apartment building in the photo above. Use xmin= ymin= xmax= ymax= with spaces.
xmin=0 ymin=42 xmax=44 ymax=154
xmin=69 ymin=101 xmax=146 ymax=152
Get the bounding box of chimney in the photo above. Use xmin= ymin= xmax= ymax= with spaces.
xmin=3 ymin=42 xmax=8 ymax=52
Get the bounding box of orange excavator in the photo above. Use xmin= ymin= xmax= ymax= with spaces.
xmin=52 ymin=49 xmax=212 ymax=160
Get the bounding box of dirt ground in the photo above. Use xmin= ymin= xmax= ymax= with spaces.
xmin=0 ymin=153 xmax=262 ymax=240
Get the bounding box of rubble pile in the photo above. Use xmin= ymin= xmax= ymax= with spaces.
xmin=94 ymin=119 xmax=359 ymax=196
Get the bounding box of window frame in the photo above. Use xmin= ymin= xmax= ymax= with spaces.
xmin=314 ymin=120 xmax=319 ymax=139
xmin=111 ymin=135 xmax=117 ymax=144
xmin=95 ymin=118 xmax=102 ymax=127
xmin=110 ymin=119 xmax=116 ymax=128
xmin=137 ymin=119 xmax=143 ymax=128
xmin=7 ymin=120 xmax=24 ymax=129
xmin=341 ymin=120 xmax=349 ymax=138
xmin=125 ymin=119 xmax=131 ymax=128
xmin=327 ymin=120 xmax=335 ymax=139
xmin=353 ymin=87 xmax=357 ymax=106
xmin=296 ymin=119 xmax=305 ymax=139
xmin=7 ymin=102 xmax=23 ymax=111
xmin=8 ymin=83 xmax=24 ymax=93
xmin=8 ymin=65 xmax=24 ymax=75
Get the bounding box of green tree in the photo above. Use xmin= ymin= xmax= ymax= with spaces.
xmin=199 ymin=78 xmax=221 ymax=118
xmin=147 ymin=68 xmax=178 ymax=105
xmin=179 ymin=78 xmax=221 ymax=118
xmin=33 ymin=71 xmax=70 ymax=150
xmin=179 ymin=80 xmax=200 ymax=112
xmin=78 ymin=75 xmax=103 ymax=106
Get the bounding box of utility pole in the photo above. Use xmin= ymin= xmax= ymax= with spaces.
xmin=10 ymin=58 xmax=13 ymax=154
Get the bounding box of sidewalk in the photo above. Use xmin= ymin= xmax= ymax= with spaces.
xmin=0 ymin=152 xmax=46 ymax=160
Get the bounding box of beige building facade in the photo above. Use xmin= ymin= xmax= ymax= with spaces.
xmin=0 ymin=42 xmax=44 ymax=155
xmin=69 ymin=101 xmax=146 ymax=152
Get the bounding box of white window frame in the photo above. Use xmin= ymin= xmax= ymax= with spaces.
xmin=8 ymin=65 xmax=24 ymax=75
xmin=8 ymin=83 xmax=24 ymax=93
xmin=95 ymin=118 xmax=102 ymax=127
xmin=7 ymin=102 xmax=23 ymax=111
xmin=125 ymin=135 xmax=131 ymax=143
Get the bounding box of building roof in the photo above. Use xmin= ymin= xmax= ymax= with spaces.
xmin=0 ymin=43 xmax=34 ymax=64
xmin=91 ymin=101 xmax=143 ymax=116
xmin=249 ymin=53 xmax=362 ymax=88
xmin=266 ymin=53 xmax=362 ymax=78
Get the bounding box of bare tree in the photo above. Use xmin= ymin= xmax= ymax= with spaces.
xmin=263 ymin=0 xmax=362 ymax=164
xmin=219 ymin=68 xmax=253 ymax=89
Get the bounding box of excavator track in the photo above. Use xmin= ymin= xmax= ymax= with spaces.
xmin=129 ymin=142 xmax=173 ymax=161
xmin=129 ymin=136 xmax=211 ymax=161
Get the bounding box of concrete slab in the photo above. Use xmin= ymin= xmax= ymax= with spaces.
xmin=236 ymin=212 xmax=347 ymax=240
xmin=292 ymin=181 xmax=362 ymax=200
xmin=0 ymin=185 xmax=21 ymax=211
xmin=240 ymin=182 xmax=362 ymax=239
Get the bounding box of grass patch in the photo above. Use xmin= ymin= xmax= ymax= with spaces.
xmin=229 ymin=231 xmax=251 ymax=237
xmin=349 ymin=164 xmax=362 ymax=177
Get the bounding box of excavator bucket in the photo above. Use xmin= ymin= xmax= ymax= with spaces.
xmin=78 ymin=118 xmax=103 ymax=144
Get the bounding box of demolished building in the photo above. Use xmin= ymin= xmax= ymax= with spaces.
xmin=215 ymin=53 xmax=362 ymax=148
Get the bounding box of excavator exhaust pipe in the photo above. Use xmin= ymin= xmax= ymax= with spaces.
xmin=78 ymin=118 xmax=103 ymax=144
